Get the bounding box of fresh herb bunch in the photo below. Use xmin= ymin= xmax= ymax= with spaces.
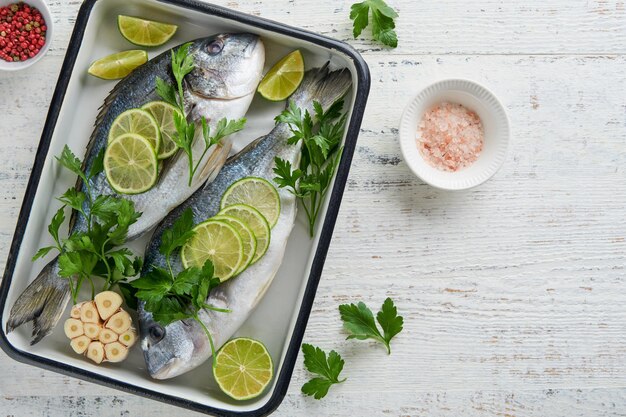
xmin=301 ymin=343 xmax=346 ymax=400
xmin=131 ymin=208 xmax=229 ymax=366
xmin=273 ymin=99 xmax=347 ymax=237
xmin=156 ymin=42 xmax=246 ymax=186
xmin=350 ymin=0 xmax=399 ymax=48
xmin=339 ymin=297 xmax=403 ymax=354
xmin=34 ymin=145 xmax=143 ymax=305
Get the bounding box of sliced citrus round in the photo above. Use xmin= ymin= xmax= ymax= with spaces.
xmin=88 ymin=50 xmax=148 ymax=80
xmin=220 ymin=177 xmax=280 ymax=228
xmin=104 ymin=133 xmax=158 ymax=194
xmin=218 ymin=204 xmax=270 ymax=265
xmin=213 ymin=215 xmax=257 ymax=275
xmin=117 ymin=15 xmax=178 ymax=47
xmin=213 ymin=337 xmax=273 ymax=401
xmin=108 ymin=108 xmax=161 ymax=154
xmin=257 ymin=50 xmax=304 ymax=101
xmin=181 ymin=219 xmax=243 ymax=282
xmin=141 ymin=101 xmax=182 ymax=159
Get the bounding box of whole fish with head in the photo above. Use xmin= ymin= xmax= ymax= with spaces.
xmin=6 ymin=34 xmax=265 ymax=345
xmin=138 ymin=64 xmax=352 ymax=379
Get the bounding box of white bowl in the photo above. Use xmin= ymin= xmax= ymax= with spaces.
xmin=399 ymin=79 xmax=510 ymax=190
xmin=0 ymin=0 xmax=52 ymax=71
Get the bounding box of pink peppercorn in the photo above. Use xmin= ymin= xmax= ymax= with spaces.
xmin=0 ymin=2 xmax=46 ymax=63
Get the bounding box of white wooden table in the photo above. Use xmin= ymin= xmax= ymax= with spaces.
xmin=2 ymin=0 xmax=626 ymax=415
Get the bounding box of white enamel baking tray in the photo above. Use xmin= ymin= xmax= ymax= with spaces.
xmin=0 ymin=0 xmax=370 ymax=415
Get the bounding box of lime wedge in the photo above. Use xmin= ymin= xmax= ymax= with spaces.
xmin=181 ymin=220 xmax=243 ymax=282
xmin=218 ymin=204 xmax=270 ymax=265
xmin=117 ymin=15 xmax=178 ymax=47
xmin=213 ymin=215 xmax=257 ymax=275
xmin=104 ymin=133 xmax=158 ymax=194
xmin=257 ymin=50 xmax=304 ymax=101
xmin=141 ymin=101 xmax=182 ymax=159
xmin=88 ymin=50 xmax=148 ymax=80
xmin=108 ymin=108 xmax=161 ymax=154
xmin=213 ymin=338 xmax=273 ymax=401
xmin=220 ymin=177 xmax=280 ymax=228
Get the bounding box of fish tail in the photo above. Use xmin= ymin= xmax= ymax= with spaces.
xmin=290 ymin=63 xmax=353 ymax=112
xmin=5 ymin=257 xmax=71 ymax=345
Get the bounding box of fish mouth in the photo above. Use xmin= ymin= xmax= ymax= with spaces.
xmin=149 ymin=356 xmax=185 ymax=380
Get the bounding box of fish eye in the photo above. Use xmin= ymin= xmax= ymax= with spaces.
xmin=149 ymin=324 xmax=165 ymax=342
xmin=207 ymin=39 xmax=224 ymax=56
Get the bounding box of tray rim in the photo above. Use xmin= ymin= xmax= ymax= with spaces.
xmin=0 ymin=0 xmax=371 ymax=415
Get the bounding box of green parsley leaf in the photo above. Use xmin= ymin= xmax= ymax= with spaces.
xmin=152 ymin=297 xmax=193 ymax=326
xmin=90 ymin=195 xmax=122 ymax=225
xmin=371 ymin=7 xmax=398 ymax=47
xmin=377 ymin=297 xmax=404 ymax=348
xmin=338 ymin=298 xmax=403 ymax=354
xmin=57 ymin=188 xmax=86 ymax=214
xmin=47 ymin=206 xmax=66 ymax=248
xmin=210 ymin=118 xmax=246 ymax=146
xmin=58 ymin=251 xmax=98 ymax=278
xmin=272 ymin=158 xmax=302 ymax=191
xmin=194 ymin=261 xmax=220 ymax=309
xmin=301 ymin=343 xmax=346 ymax=399
xmin=117 ymin=281 xmax=138 ymax=310
xmin=32 ymin=246 xmax=56 ymax=261
xmin=88 ymin=148 xmax=105 ymax=179
xmin=156 ymin=77 xmax=178 ymax=108
xmin=350 ymin=0 xmax=398 ymax=48
xmin=171 ymin=267 xmax=202 ymax=296
xmin=159 ymin=207 xmax=195 ymax=257
xmin=131 ymin=267 xmax=172 ymax=305
xmin=107 ymin=248 xmax=138 ymax=276
xmin=56 ymin=145 xmax=87 ymax=183
xmin=64 ymin=233 xmax=97 ymax=253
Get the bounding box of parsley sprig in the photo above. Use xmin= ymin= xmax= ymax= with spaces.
xmin=301 ymin=343 xmax=346 ymax=399
xmin=273 ymin=100 xmax=347 ymax=237
xmin=339 ymin=298 xmax=403 ymax=354
xmin=34 ymin=145 xmax=143 ymax=305
xmin=131 ymin=208 xmax=229 ymax=367
xmin=155 ymin=43 xmax=246 ymax=186
xmin=350 ymin=0 xmax=399 ymax=48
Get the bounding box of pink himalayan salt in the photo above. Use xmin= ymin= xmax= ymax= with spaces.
xmin=417 ymin=102 xmax=484 ymax=172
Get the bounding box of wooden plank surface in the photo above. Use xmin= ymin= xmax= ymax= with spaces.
xmin=2 ymin=0 xmax=626 ymax=416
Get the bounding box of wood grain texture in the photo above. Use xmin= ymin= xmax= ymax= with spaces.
xmin=2 ymin=0 xmax=626 ymax=416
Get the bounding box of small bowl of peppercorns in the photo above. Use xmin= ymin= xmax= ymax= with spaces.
xmin=0 ymin=0 xmax=52 ymax=70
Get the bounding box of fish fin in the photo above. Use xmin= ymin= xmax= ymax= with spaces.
xmin=6 ymin=257 xmax=71 ymax=345
xmin=68 ymin=80 xmax=127 ymax=231
xmin=198 ymin=140 xmax=233 ymax=189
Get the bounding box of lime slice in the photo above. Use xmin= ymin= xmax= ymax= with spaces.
xmin=141 ymin=101 xmax=182 ymax=159
xmin=213 ymin=337 xmax=273 ymax=401
xmin=88 ymin=50 xmax=148 ymax=80
xmin=108 ymin=108 xmax=161 ymax=154
xmin=117 ymin=15 xmax=178 ymax=47
xmin=218 ymin=204 xmax=270 ymax=265
xmin=220 ymin=177 xmax=280 ymax=228
xmin=213 ymin=215 xmax=257 ymax=275
xmin=257 ymin=50 xmax=304 ymax=101
xmin=181 ymin=219 xmax=243 ymax=282
xmin=104 ymin=133 xmax=158 ymax=194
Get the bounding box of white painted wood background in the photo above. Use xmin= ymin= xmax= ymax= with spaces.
xmin=2 ymin=0 xmax=626 ymax=415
